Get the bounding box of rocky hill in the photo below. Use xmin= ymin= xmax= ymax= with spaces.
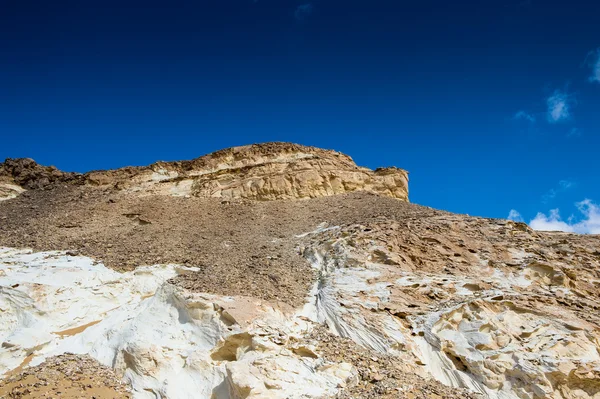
xmin=0 ymin=143 xmax=599 ymax=399
xmin=1 ymin=143 xmax=409 ymax=202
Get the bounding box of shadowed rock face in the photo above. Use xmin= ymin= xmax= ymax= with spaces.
xmin=1 ymin=143 xmax=409 ymax=202
xmin=0 ymin=158 xmax=82 ymax=200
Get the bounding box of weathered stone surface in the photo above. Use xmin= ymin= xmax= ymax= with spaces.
xmin=2 ymin=143 xmax=409 ymax=202
xmin=0 ymin=353 xmax=131 ymax=398
xmin=0 ymin=157 xmax=82 ymax=191
xmin=300 ymin=216 xmax=600 ymax=399
xmin=87 ymin=142 xmax=410 ymax=201
xmin=0 ymin=183 xmax=24 ymax=202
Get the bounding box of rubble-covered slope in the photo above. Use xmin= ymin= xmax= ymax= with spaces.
xmin=0 ymin=143 xmax=599 ymax=399
xmin=0 ymin=354 xmax=131 ymax=398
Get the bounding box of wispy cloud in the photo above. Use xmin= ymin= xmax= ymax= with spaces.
xmin=559 ymin=180 xmax=574 ymax=190
xmin=529 ymin=199 xmax=600 ymax=234
xmin=546 ymin=90 xmax=574 ymax=123
xmin=295 ymin=3 xmax=313 ymax=21
xmin=567 ymin=127 xmax=582 ymax=138
xmin=541 ymin=180 xmax=575 ymax=203
xmin=507 ymin=209 xmax=524 ymax=222
xmin=587 ymin=48 xmax=600 ymax=83
xmin=513 ymin=111 xmax=536 ymax=123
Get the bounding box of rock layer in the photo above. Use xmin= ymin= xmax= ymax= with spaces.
xmin=0 ymin=157 xmax=82 ymax=191
xmin=90 ymin=142 xmax=410 ymax=201
xmin=1 ymin=142 xmax=409 ymax=202
xmin=1 ymin=143 xmax=600 ymax=399
xmin=299 ymin=216 xmax=600 ymax=399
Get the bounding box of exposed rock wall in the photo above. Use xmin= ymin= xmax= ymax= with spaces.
xmin=0 ymin=158 xmax=82 ymax=190
xmin=0 ymin=248 xmax=356 ymax=398
xmin=2 ymin=143 xmax=409 ymax=202
xmin=89 ymin=143 xmax=409 ymax=201
xmin=299 ymin=217 xmax=600 ymax=399
xmin=5 ymin=213 xmax=599 ymax=399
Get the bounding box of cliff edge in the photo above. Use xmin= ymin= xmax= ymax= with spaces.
xmin=1 ymin=143 xmax=409 ymax=202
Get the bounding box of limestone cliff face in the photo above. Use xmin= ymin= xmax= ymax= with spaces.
xmin=187 ymin=145 xmax=408 ymax=201
xmin=87 ymin=143 xmax=410 ymax=201
xmin=1 ymin=143 xmax=409 ymax=202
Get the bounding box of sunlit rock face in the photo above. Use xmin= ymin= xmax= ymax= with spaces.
xmin=298 ymin=218 xmax=600 ymax=399
xmin=84 ymin=143 xmax=410 ymax=201
xmin=1 ymin=143 xmax=409 ymax=203
xmin=0 ymin=248 xmax=353 ymax=398
xmin=0 ymin=183 xmax=24 ymax=202
xmin=3 ymin=217 xmax=595 ymax=399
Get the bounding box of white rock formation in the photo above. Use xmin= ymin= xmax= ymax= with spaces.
xmin=297 ymin=224 xmax=600 ymax=399
xmin=0 ymin=183 xmax=24 ymax=201
xmin=0 ymin=247 xmax=353 ymax=398
xmin=3 ymin=219 xmax=600 ymax=399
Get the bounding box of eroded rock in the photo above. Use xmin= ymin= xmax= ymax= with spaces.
xmin=2 ymin=143 xmax=600 ymax=399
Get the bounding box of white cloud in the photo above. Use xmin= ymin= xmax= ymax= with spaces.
xmin=295 ymin=3 xmax=313 ymax=20
xmin=575 ymin=199 xmax=600 ymax=234
xmin=559 ymin=180 xmax=574 ymax=190
xmin=546 ymin=90 xmax=574 ymax=123
xmin=529 ymin=199 xmax=600 ymax=234
xmin=542 ymin=189 xmax=556 ymax=203
xmin=588 ymin=48 xmax=600 ymax=83
xmin=530 ymin=209 xmax=575 ymax=232
xmin=508 ymin=209 xmax=524 ymax=222
xmin=513 ymin=111 xmax=536 ymax=123
xmin=567 ymin=127 xmax=582 ymax=138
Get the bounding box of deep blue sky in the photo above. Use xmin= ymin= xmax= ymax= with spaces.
xmin=1 ymin=0 xmax=599 ymax=228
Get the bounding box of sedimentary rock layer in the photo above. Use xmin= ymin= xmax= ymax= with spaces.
xmin=1 ymin=142 xmax=409 ymax=202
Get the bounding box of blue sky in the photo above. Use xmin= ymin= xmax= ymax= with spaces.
xmin=1 ymin=0 xmax=599 ymax=232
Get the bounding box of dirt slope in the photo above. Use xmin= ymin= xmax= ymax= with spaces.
xmin=0 ymin=354 xmax=131 ymax=398
xmin=0 ymin=186 xmax=433 ymax=307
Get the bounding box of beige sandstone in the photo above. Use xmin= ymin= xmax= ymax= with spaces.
xmin=1 ymin=144 xmax=409 ymax=202
xmin=84 ymin=142 xmax=409 ymax=201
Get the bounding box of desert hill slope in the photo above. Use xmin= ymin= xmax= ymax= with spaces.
xmin=0 ymin=143 xmax=599 ymax=399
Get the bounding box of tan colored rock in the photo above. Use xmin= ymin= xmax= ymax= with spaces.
xmin=86 ymin=142 xmax=409 ymax=201
xmin=0 ymin=354 xmax=131 ymax=398
xmin=2 ymin=142 xmax=409 ymax=202
xmin=300 ymin=215 xmax=600 ymax=399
